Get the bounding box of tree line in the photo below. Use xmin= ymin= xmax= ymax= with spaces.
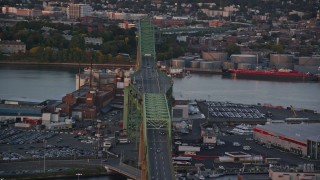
xmin=0 ymin=20 xmax=137 ymax=64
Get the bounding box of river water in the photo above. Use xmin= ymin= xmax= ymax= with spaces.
xmin=0 ymin=65 xmax=319 ymax=112
xmin=0 ymin=66 xmax=317 ymax=179
xmin=173 ymin=73 xmax=320 ymax=112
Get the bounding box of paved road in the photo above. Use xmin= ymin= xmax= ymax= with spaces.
xmin=147 ymin=129 xmax=172 ymax=180
xmin=105 ymin=158 xmax=141 ymax=180
xmin=136 ymin=55 xmax=173 ymax=179
xmin=133 ymin=56 xmax=171 ymax=94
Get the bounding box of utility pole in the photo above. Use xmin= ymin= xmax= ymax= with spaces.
xmin=78 ymin=62 xmax=81 ymax=95
xmin=43 ymin=140 xmax=46 ymax=174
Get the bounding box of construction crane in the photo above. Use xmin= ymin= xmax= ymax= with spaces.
xmin=290 ymin=105 xmax=298 ymax=118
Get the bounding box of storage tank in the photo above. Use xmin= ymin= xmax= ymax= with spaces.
xmin=272 ymin=63 xmax=294 ymax=70
xmin=237 ymin=63 xmax=252 ymax=70
xmin=270 ymin=54 xmax=294 ymax=65
xmin=223 ymin=62 xmax=235 ymax=69
xmin=298 ymin=57 xmax=320 ymax=66
xmin=211 ymin=61 xmax=222 ymax=70
xmin=190 ymin=61 xmax=200 ymax=68
xmin=181 ymin=56 xmax=195 ymax=68
xmin=200 ymin=61 xmax=213 ymax=69
xmin=202 ymin=51 xmax=228 ymax=61
xmin=294 ymin=65 xmax=319 ymax=74
xmin=171 ymin=59 xmax=185 ymax=68
xmin=230 ymin=54 xmax=257 ymax=64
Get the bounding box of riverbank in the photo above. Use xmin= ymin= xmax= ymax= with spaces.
xmin=0 ymin=160 xmax=127 ymax=180
xmin=0 ymin=61 xmax=135 ymax=69
xmin=0 ymin=163 xmax=105 ymax=179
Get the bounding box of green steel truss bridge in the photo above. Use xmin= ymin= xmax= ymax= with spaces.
xmin=156 ymin=26 xmax=229 ymax=34
xmin=123 ymin=17 xmax=174 ymax=180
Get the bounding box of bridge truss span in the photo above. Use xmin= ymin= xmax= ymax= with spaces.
xmin=123 ymin=17 xmax=174 ymax=180
xmin=144 ymin=93 xmax=173 ymax=180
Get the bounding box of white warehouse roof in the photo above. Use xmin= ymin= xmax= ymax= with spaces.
xmin=255 ymin=123 xmax=320 ymax=142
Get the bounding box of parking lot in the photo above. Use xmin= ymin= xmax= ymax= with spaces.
xmin=175 ymin=101 xmax=320 ymax=172
xmin=0 ymin=129 xmax=98 ymax=161
xmin=181 ymin=130 xmax=320 ymax=170
xmin=206 ymin=101 xmax=265 ymax=119
xmin=0 ymin=129 xmax=56 ymax=145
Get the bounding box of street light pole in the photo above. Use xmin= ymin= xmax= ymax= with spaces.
xmin=43 ymin=140 xmax=46 ymax=174
xmin=207 ymin=103 xmax=210 ymax=120
xmin=76 ymin=173 xmax=82 ymax=180
xmin=316 ymin=135 xmax=320 ymax=160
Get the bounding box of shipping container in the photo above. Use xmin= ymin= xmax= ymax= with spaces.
xmin=14 ymin=123 xmax=31 ymax=128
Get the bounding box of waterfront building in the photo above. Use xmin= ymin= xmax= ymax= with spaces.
xmin=253 ymin=123 xmax=320 ymax=160
xmin=269 ymin=165 xmax=320 ymax=180
xmin=0 ymin=40 xmax=26 ymax=54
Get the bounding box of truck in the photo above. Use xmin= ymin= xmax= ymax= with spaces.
xmin=103 ymin=137 xmax=116 ymax=150
xmin=178 ymin=145 xmax=201 ymax=152
xmin=118 ymin=138 xmax=130 ymax=144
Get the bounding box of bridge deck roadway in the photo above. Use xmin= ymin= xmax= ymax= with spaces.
xmin=105 ymin=159 xmax=141 ymax=180
xmin=126 ymin=17 xmax=174 ymax=180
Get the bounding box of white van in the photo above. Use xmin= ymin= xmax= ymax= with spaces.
xmin=243 ymin=146 xmax=251 ymax=150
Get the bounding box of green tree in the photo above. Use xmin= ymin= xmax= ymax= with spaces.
xmin=70 ymin=35 xmax=85 ymax=50
xmin=271 ymin=44 xmax=284 ymax=54
xmin=102 ymin=31 xmax=114 ymax=41
xmin=225 ymin=44 xmax=240 ymax=56
xmin=288 ymin=14 xmax=301 ymax=22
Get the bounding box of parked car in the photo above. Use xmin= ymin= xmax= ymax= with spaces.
xmin=243 ymin=146 xmax=251 ymax=150
xmin=233 ymin=142 xmax=241 ymax=146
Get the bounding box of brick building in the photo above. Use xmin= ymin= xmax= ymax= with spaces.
xmin=0 ymin=40 xmax=26 ymax=54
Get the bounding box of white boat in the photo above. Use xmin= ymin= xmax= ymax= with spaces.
xmin=208 ymin=172 xmax=223 ymax=178
xmin=83 ymin=67 xmax=103 ymax=73
xmin=230 ymin=124 xmax=253 ymax=135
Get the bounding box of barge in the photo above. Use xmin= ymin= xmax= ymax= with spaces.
xmin=223 ymin=69 xmax=319 ymax=82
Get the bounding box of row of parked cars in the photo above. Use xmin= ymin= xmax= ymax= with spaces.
xmin=0 ymin=129 xmax=56 ymax=145
xmin=206 ymin=101 xmax=252 ymax=108
xmin=1 ymin=167 xmax=72 ymax=176
xmin=208 ymin=107 xmax=264 ymax=119
xmin=25 ymin=145 xmax=95 ymax=159
xmin=1 ymin=152 xmax=24 ymax=161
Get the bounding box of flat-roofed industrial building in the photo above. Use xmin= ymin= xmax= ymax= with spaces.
xmin=253 ymin=123 xmax=320 ymax=160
